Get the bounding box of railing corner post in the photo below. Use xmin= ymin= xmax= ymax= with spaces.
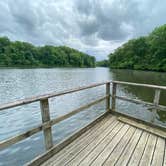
xmin=151 ymin=89 xmax=160 ymax=123
xmin=111 ymin=82 xmax=117 ymax=112
xmin=106 ymin=82 xmax=111 ymax=112
xmin=40 ymin=98 xmax=53 ymax=150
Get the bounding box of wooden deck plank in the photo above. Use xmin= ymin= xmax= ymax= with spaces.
xmin=40 ymin=115 xmax=166 ymax=166
xmin=139 ymin=134 xmax=157 ymax=166
xmin=48 ymin=115 xmax=112 ymax=159
xmin=65 ymin=122 xmax=123 ymax=166
xmin=103 ymin=127 xmax=136 ymax=165
xmin=90 ymin=124 xmax=130 ymax=166
xmin=41 ymin=115 xmax=116 ymax=166
xmin=118 ymin=116 xmax=166 ymax=138
xmin=164 ymin=143 xmax=166 ymax=166
xmin=114 ymin=128 xmax=143 ymax=166
xmin=78 ymin=123 xmax=124 ymax=166
xmin=127 ymin=132 xmax=149 ymax=166
xmin=64 ymin=121 xmax=121 ymax=165
xmin=54 ymin=121 xmax=122 ymax=166
xmin=151 ymin=137 xmax=165 ymax=166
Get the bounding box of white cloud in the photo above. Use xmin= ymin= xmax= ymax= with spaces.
xmin=0 ymin=0 xmax=166 ymax=60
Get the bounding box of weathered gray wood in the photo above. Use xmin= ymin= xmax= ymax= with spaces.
xmin=0 ymin=81 xmax=109 ymax=111
xmin=0 ymin=97 xmax=107 ymax=150
xmin=40 ymin=99 xmax=53 ymax=150
xmin=127 ymin=132 xmax=149 ymax=166
xmin=62 ymin=120 xmax=119 ymax=166
xmin=118 ymin=116 xmax=166 ymax=138
xmin=115 ymin=95 xmax=166 ymax=111
xmin=103 ymin=127 xmax=136 ymax=165
xmin=115 ymin=129 xmax=142 ymax=166
xmin=151 ymin=89 xmax=161 ymax=122
xmin=1 ymin=81 xmax=166 ymax=111
xmin=79 ymin=123 xmax=124 ymax=166
xmin=0 ymin=80 xmax=165 ymax=166
xmin=44 ymin=114 xmax=113 ymax=164
xmin=164 ymin=143 xmax=166 ymax=166
xmin=106 ymin=82 xmax=110 ymax=112
xmin=151 ymin=137 xmax=165 ymax=166
xmin=112 ymin=111 xmax=166 ymax=132
xmin=139 ymin=134 xmax=157 ymax=166
xmin=26 ymin=112 xmax=108 ymax=166
xmin=31 ymin=115 xmax=166 ymax=166
xmin=113 ymin=80 xmax=166 ymax=90
xmin=91 ymin=124 xmax=130 ymax=166
xmin=111 ymin=82 xmax=117 ymax=111
xmin=0 ymin=125 xmax=43 ymax=150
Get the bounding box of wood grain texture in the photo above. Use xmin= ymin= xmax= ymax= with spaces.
xmin=106 ymin=82 xmax=110 ymax=112
xmin=114 ymin=128 xmax=143 ymax=166
xmin=40 ymin=114 xmax=115 ymax=166
xmin=65 ymin=121 xmax=120 ymax=166
xmin=151 ymin=137 xmax=165 ymax=166
xmin=103 ymin=127 xmax=136 ymax=165
xmin=40 ymin=99 xmax=53 ymax=150
xmin=127 ymin=132 xmax=149 ymax=166
xmin=139 ymin=134 xmax=157 ymax=166
xmin=35 ymin=115 xmax=166 ymax=166
xmin=118 ymin=116 xmax=166 ymax=138
xmin=111 ymin=82 xmax=117 ymax=112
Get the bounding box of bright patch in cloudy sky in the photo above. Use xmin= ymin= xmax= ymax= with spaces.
xmin=0 ymin=0 xmax=166 ymax=60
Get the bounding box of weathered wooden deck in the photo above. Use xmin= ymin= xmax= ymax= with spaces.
xmin=0 ymin=81 xmax=166 ymax=166
xmin=41 ymin=114 xmax=166 ymax=166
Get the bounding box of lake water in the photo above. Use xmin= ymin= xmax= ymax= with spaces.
xmin=0 ymin=67 xmax=165 ymax=166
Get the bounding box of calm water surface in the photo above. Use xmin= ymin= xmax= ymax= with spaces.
xmin=0 ymin=68 xmax=165 ymax=166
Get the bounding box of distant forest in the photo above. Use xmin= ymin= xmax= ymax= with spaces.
xmin=108 ymin=24 xmax=166 ymax=72
xmin=0 ymin=37 xmax=95 ymax=67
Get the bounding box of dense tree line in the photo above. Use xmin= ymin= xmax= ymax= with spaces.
xmin=109 ymin=24 xmax=166 ymax=72
xmin=0 ymin=37 xmax=95 ymax=67
xmin=96 ymin=60 xmax=109 ymax=67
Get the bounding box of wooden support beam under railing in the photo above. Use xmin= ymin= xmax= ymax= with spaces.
xmin=151 ymin=89 xmax=161 ymax=122
xmin=106 ymin=82 xmax=110 ymax=112
xmin=111 ymin=82 xmax=117 ymax=112
xmin=40 ymin=99 xmax=53 ymax=150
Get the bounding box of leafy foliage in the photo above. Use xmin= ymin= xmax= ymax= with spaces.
xmin=0 ymin=37 xmax=95 ymax=67
xmin=96 ymin=60 xmax=109 ymax=67
xmin=109 ymin=24 xmax=166 ymax=71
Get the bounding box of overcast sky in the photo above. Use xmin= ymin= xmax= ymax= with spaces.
xmin=0 ymin=0 xmax=166 ymax=60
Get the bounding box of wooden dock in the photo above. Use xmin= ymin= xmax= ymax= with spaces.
xmin=0 ymin=81 xmax=165 ymax=166
xmin=40 ymin=114 xmax=166 ymax=166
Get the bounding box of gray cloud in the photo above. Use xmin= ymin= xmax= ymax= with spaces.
xmin=0 ymin=0 xmax=166 ymax=60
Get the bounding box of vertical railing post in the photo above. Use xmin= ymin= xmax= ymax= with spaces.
xmin=151 ymin=89 xmax=160 ymax=122
xmin=40 ymin=99 xmax=53 ymax=150
xmin=106 ymin=82 xmax=110 ymax=112
xmin=111 ymin=82 xmax=117 ymax=112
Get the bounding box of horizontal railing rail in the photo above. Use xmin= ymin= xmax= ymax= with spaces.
xmin=113 ymin=81 xmax=166 ymax=90
xmin=0 ymin=81 xmax=109 ymax=111
xmin=111 ymin=81 xmax=166 ymax=125
xmin=0 ymin=80 xmax=165 ymax=158
xmin=0 ymin=82 xmax=110 ymax=151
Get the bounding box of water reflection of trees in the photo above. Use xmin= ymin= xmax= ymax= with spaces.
xmin=111 ymin=69 xmax=166 ymax=122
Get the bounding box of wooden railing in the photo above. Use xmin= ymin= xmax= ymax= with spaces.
xmin=0 ymin=81 xmax=110 ymax=151
xmin=0 ymin=81 xmax=165 ymax=153
xmin=111 ymin=81 xmax=166 ymax=123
